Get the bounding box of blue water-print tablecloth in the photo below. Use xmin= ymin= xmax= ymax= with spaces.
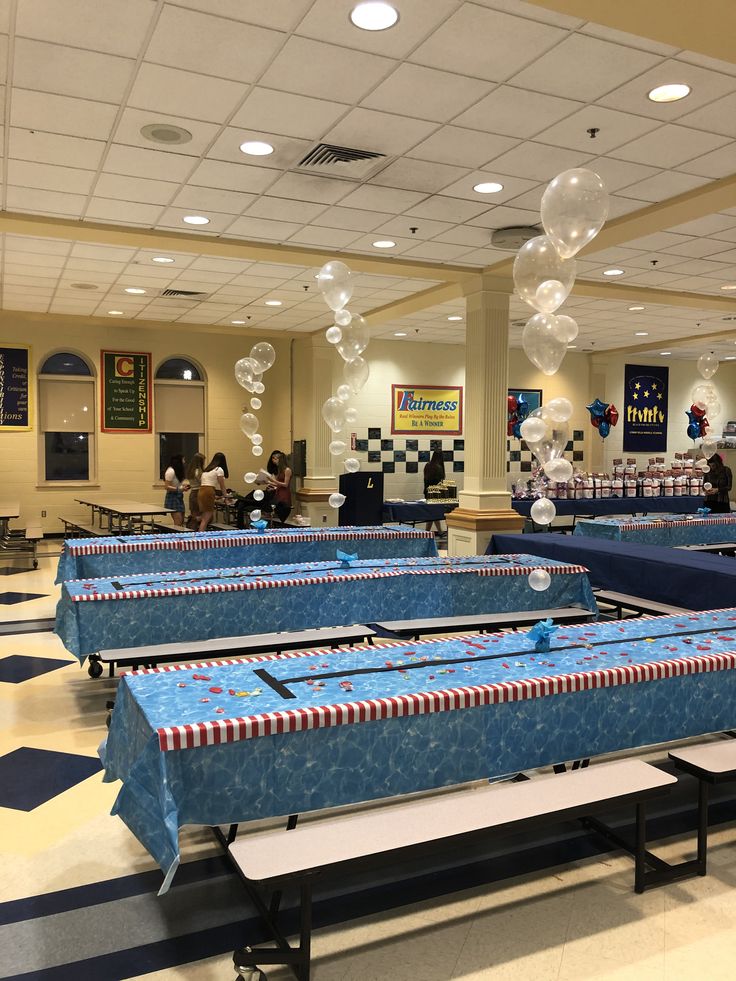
xmin=56 ymin=525 xmax=438 ymax=583
xmin=100 ymin=607 xmax=736 ymax=890
xmin=574 ymin=514 xmax=736 ymax=546
xmin=55 ymin=553 xmax=595 ymax=661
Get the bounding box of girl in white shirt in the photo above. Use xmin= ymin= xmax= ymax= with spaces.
xmin=198 ymin=452 xmax=228 ymax=532
xmin=163 ymin=454 xmax=187 ymax=527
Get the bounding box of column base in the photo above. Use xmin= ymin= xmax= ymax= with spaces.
xmin=295 ymin=486 xmax=339 ymax=527
xmin=446 ymin=507 xmax=524 ymax=556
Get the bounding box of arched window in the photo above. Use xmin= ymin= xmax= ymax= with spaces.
xmin=154 ymin=357 xmax=205 ymax=478
xmin=38 ymin=351 xmax=95 ymax=482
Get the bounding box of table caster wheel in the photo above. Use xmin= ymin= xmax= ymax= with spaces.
xmin=88 ymin=659 xmax=103 ymax=678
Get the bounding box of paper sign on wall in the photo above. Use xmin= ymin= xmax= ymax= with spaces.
xmin=391 ymin=384 xmax=463 ymax=435
xmin=0 ymin=344 xmax=31 ymax=430
xmin=101 ymin=350 xmax=151 ymax=433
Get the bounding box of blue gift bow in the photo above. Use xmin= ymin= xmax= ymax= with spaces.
xmin=336 ymin=548 xmax=359 ymax=567
xmin=527 ymin=617 xmax=558 ymax=652
xmin=251 ymin=519 xmax=268 ymax=531
xmin=697 ymin=507 xmax=711 ymax=516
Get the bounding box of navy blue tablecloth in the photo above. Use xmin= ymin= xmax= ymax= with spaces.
xmin=511 ymin=496 xmax=705 ymax=518
xmin=490 ymin=533 xmax=736 ymax=611
xmin=383 ymin=502 xmax=457 ymax=523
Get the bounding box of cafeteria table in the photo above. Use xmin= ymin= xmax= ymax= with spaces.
xmin=490 ymin=533 xmax=736 ymax=611
xmin=75 ymin=496 xmax=175 ymax=533
xmin=101 ymin=606 xmax=736 ymax=891
xmin=382 ymin=501 xmax=457 ymax=525
xmin=511 ymin=496 xmax=706 ymax=518
xmin=55 ymin=553 xmax=596 ymax=661
xmin=574 ymin=514 xmax=736 ymax=547
xmin=56 ymin=525 xmax=438 ymax=583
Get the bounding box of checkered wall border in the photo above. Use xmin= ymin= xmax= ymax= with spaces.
xmin=507 ymin=430 xmax=586 ymax=473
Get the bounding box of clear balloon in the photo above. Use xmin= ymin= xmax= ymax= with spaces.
xmin=250 ymin=397 xmax=262 ymax=410
xmin=321 ymin=396 xmax=346 ymax=433
xmin=328 ymin=492 xmax=346 ymax=509
xmin=528 ymin=567 xmax=552 ymax=591
xmin=336 ymin=383 xmax=351 ymax=403
xmin=325 ymin=325 xmax=342 ymax=345
xmin=251 ymin=433 xmax=263 ymax=445
xmin=244 ymin=472 xmax=257 ymax=483
xmin=553 ymin=314 xmax=578 ymax=344
xmin=250 ymin=341 xmax=276 ymax=373
xmin=336 ymin=314 xmax=370 ymax=361
xmin=545 ymin=397 xmax=573 ymax=422
xmin=235 ymin=356 xmax=260 ymax=391
xmin=708 ymin=400 xmax=722 ymax=422
xmin=695 ymin=459 xmax=710 ymax=471
xmin=697 ymin=353 xmax=719 ymax=379
xmin=345 ymin=406 xmax=358 ymax=425
xmin=344 ymin=356 xmax=370 ymax=394
xmin=344 ymin=458 xmax=360 ymax=473
xmin=253 ymin=381 xmax=265 ymax=395
xmin=541 ymin=168 xmax=609 ymax=259
xmin=252 ymin=445 xmax=264 ymax=456
xmin=701 ymin=438 xmax=718 ymax=457
xmin=522 ymin=407 xmax=570 ymax=466
xmin=513 ymin=235 xmax=576 ymax=313
xmin=254 ymin=489 xmax=264 ymax=501
xmin=239 ymin=412 xmax=259 ymax=437
xmin=250 ymin=509 xmax=261 ymax=521
xmin=520 ymin=417 xmax=547 ymax=442
xmin=544 ymin=458 xmax=573 ymax=482
xmin=335 ymin=309 xmax=352 ymax=327
xmin=530 ymin=500 xmax=556 ymax=527
xmin=704 ymin=482 xmax=713 ymax=491
xmin=329 ymin=439 xmax=347 ymax=456
xmin=316 ymin=260 xmax=353 ymax=312
xmin=522 ymin=312 xmax=567 ymax=376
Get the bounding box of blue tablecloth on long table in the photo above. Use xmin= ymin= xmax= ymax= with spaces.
xmin=55 ymin=525 xmax=438 ymax=583
xmin=55 ymin=554 xmax=596 ymax=661
xmin=101 ymin=607 xmax=736 ymax=890
xmin=490 ymin=533 xmax=736 ymax=610
xmin=511 ymin=496 xmax=705 ymax=518
xmin=382 ymin=501 xmax=457 ymax=523
xmin=574 ymin=514 xmax=736 ymax=546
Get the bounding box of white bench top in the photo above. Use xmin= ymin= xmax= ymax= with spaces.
xmin=229 ymin=760 xmax=675 ymax=882
xmin=669 ymin=742 xmax=736 ymax=777
xmin=376 ymin=607 xmax=592 ymax=632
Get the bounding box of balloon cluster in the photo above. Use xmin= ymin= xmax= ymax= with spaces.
xmin=687 ymin=403 xmax=709 ymax=441
xmin=513 ymin=169 xmax=608 ymax=376
xmin=507 ymin=393 xmax=529 ymax=438
xmin=234 ymin=342 xmax=276 ymax=460
xmin=518 ymin=397 xmax=576 ymax=529
xmin=586 ymin=398 xmax=619 ymax=440
xmin=316 ymin=260 xmax=367 ymax=508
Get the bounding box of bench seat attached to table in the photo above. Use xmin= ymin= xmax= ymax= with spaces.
xmin=374 ymin=605 xmax=595 ymax=639
xmin=593 ymin=589 xmax=691 ymax=619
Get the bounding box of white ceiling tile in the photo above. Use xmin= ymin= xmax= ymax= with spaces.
xmin=4 ymin=250 xmax=66 ymax=268
xmin=699 ymin=246 xmax=736 ymax=265
xmin=93 ymin=173 xmax=179 ymax=205
xmin=324 ymin=108 xmax=437 ymax=157
xmin=10 ymin=89 xmax=118 ymax=140
xmin=582 ymin=157 xmax=661 ymax=193
xmin=466 ymin=205 xmax=540 ymax=229
xmin=146 ymin=5 xmax=284 ymax=81
xmin=188 ymin=158 xmax=278 ymax=194
xmin=170 ymin=0 xmax=313 ymax=31
xmin=337 ymin=185 xmax=427 ymax=213
xmin=104 ymin=143 xmax=195 ymax=182
xmin=621 ymin=170 xmax=711 ymax=203
xmin=86 ymin=198 xmax=163 ymax=225
xmin=363 ymin=64 xmax=492 ymax=123
xmin=6 ymin=186 xmax=87 ymax=216
xmin=406 ymin=126 xmax=518 ymax=168
xmin=372 ymin=158 xmax=469 ymax=193
xmin=263 ymin=172 xmax=352 ymax=204
xmin=312 ymin=206 xmax=393 ymax=233
xmin=7 ymin=158 xmax=95 ymax=195
xmin=611 ymin=125 xmax=730 ymax=168
xmin=451 ymin=246 xmax=508 ymax=265
xmin=246 ymin=196 xmax=326 ymax=223
xmin=510 ymin=34 xmax=661 ymax=101
xmin=157 ymin=209 xmax=237 ymax=234
xmin=225 ymin=215 xmax=303 ymax=241
xmin=231 ymin=89 xmax=347 ymax=141
xmin=676 ymin=50 xmax=736 ymax=79
xmin=288 ymin=226 xmax=359 ymax=249
xmin=8 ymin=128 xmax=106 ymax=170
xmin=261 ymin=37 xmax=395 ymax=103
xmin=679 ymin=143 xmax=736 ymax=179
xmin=439 ymin=169 xmax=538 ymax=204
xmin=402 ymin=241 xmax=470 ymax=262
xmin=128 ymin=63 xmax=248 ymax=122
xmin=578 ymin=21 xmax=678 ymax=56
xmin=347 ymin=234 xmax=420 ymax=256
xmin=15 ymin=0 xmax=155 ymax=57
xmin=679 ymin=92 xmax=736 ymax=140
xmin=668 ymin=215 xmax=736 ymax=238
xmin=13 ymin=39 xmax=135 ymax=102
xmin=455 ymin=85 xmax=582 ymax=138
xmin=405 ymin=195 xmax=492 ymax=223
xmin=482 ymin=142 xmax=593 ymax=182
xmin=112 ymin=107 xmax=221 ymax=157
xmin=599 ymin=60 xmax=736 ymax=122
xmin=170 ymin=185 xmax=256 ymax=215
xmin=72 ymin=244 xmax=137 ymax=262
xmin=604 ymin=195 xmax=647 ymax=219
xmin=5 ymin=236 xmax=72 ymax=255
xmin=432 ymin=224 xmax=495 ymax=248
xmin=623 ymin=231 xmax=693 ymax=251
xmin=373 ymin=216 xmax=454 ymax=240
xmin=410 ymin=4 xmax=565 ymax=82
xmin=535 ymin=106 xmax=660 ymax=155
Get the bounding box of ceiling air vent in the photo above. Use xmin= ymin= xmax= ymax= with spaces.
xmin=491 ymin=226 xmax=540 ymax=251
xmin=296 ymin=143 xmax=387 ymax=181
xmin=160 ymin=289 xmax=208 ymax=299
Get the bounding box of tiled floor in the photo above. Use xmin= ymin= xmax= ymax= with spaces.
xmin=2 ymin=551 xmax=736 ymax=979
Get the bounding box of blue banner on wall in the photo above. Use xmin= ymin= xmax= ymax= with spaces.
xmin=623 ymin=363 xmax=669 ymax=453
xmin=0 ymin=344 xmax=31 ymax=430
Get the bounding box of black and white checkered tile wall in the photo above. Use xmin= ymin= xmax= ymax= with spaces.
xmin=507 ymin=430 xmax=586 ymax=472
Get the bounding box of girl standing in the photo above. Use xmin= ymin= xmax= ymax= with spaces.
xmin=163 ymin=454 xmax=186 ymax=527
xmin=185 ymin=452 xmax=205 ymax=530
xmin=267 ymin=450 xmax=293 ymax=526
xmin=198 ymin=453 xmax=229 ymax=532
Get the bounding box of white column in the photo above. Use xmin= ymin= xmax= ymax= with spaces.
xmin=295 ymin=337 xmax=339 ymax=526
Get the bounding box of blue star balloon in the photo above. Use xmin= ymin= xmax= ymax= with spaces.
xmin=598 ymin=419 xmax=610 ymax=438
xmin=516 ymin=395 xmax=529 ymax=421
xmin=586 ymin=398 xmax=608 ymax=419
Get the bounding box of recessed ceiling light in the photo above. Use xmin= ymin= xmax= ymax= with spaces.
xmin=660 ymin=350 xmax=672 ymax=355
xmin=648 ymin=83 xmax=691 ymax=103
xmin=264 ymin=299 xmax=282 ymax=306
xmin=635 ymin=331 xmax=649 ymax=336
xmin=725 ymin=356 xmax=736 ymax=361
xmin=140 ymin=122 xmax=192 ymax=145
xmin=603 ymin=268 xmax=625 ymax=277
xmin=394 ymin=331 xmax=407 ymax=336
xmin=628 ymin=305 xmax=645 ymax=311
xmin=231 ymin=320 xmax=246 ymax=325
xmin=567 ymin=344 xmax=577 ymax=349
xmin=473 ymin=181 xmax=504 ymax=194
xmin=240 ymin=140 xmax=274 ymax=156
xmin=124 ymin=287 xmax=146 ymax=295
xmin=152 ymin=256 xmax=174 ymax=264
xmin=447 ymin=315 xmax=463 ymax=321
xmin=720 ymin=284 xmax=736 ymax=291
xmin=108 ymin=310 xmax=124 ymax=316
xmin=350 ymin=2 xmax=399 ymax=31
xmin=183 ymin=215 xmax=210 ymax=225
xmin=372 ymin=239 xmax=396 ymax=248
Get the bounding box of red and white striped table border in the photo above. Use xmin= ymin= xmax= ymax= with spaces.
xmin=615 ymin=515 xmax=736 ymax=532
